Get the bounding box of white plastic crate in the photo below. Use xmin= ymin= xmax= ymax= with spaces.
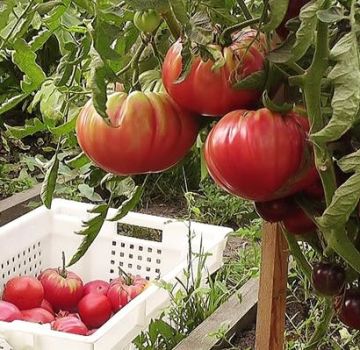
xmin=0 ymin=199 xmax=231 ymax=350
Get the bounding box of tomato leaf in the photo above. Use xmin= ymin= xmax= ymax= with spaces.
xmin=108 ymin=186 xmax=144 ymax=222
xmin=66 ymin=152 xmax=91 ymax=169
xmin=317 ymin=7 xmax=346 ymax=23
xmin=263 ymin=0 xmax=289 ymax=33
xmin=0 ymin=0 xmax=15 ymax=32
xmin=5 ymin=118 xmax=46 ymax=139
xmin=12 ymin=38 xmax=46 ymax=93
xmin=124 ymin=0 xmax=169 ymax=12
xmin=311 ymin=31 xmax=360 ymax=143
xmin=30 ymin=28 xmax=54 ymax=52
xmin=289 ymin=0 xmax=325 ymax=63
xmin=170 ymin=0 xmax=189 ymax=27
xmin=232 ymin=70 xmax=267 ymax=90
xmin=48 ymin=115 xmax=78 ymax=136
xmin=41 ymin=151 xmax=60 ymax=209
xmin=88 ymin=53 xmax=112 ymax=122
xmin=68 ymin=203 xmax=110 ymax=266
xmin=0 ymin=93 xmax=29 ymax=116
xmin=93 ymin=20 xmax=121 ymax=60
xmin=314 ymin=150 xmax=360 ymax=273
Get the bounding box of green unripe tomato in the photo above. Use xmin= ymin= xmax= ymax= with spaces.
xmin=133 ymin=10 xmax=161 ymax=33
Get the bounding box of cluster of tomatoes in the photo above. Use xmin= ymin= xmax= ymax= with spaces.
xmin=75 ymin=0 xmax=360 ymax=332
xmin=0 ymin=266 xmax=147 ymax=335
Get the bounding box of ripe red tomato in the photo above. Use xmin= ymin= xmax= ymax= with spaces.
xmin=107 ymin=275 xmax=146 ymax=312
xmin=51 ymin=315 xmax=88 ymax=335
xmin=83 ymin=280 xmax=110 ymax=296
xmin=276 ymin=0 xmax=310 ymax=39
xmin=335 ymin=288 xmax=360 ymax=330
xmin=38 ymin=268 xmax=84 ymax=312
xmin=3 ymin=276 xmax=44 ymax=310
xmin=162 ymin=29 xmax=267 ymax=116
xmin=255 ymin=197 xmax=297 ymax=222
xmin=312 ymin=262 xmax=345 ymax=297
xmin=0 ymin=301 xmax=22 ymax=322
xmin=204 ymin=108 xmax=317 ymax=201
xmin=40 ymin=299 xmax=54 ymax=315
xmin=282 ymin=207 xmax=316 ymax=235
xmin=303 ymin=179 xmax=324 ymax=199
xmin=78 ymin=294 xmax=112 ymax=329
xmin=21 ymin=308 xmax=55 ymax=324
xmin=76 ymin=91 xmax=199 ymax=176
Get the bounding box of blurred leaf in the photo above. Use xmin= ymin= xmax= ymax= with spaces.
xmin=0 ymin=0 xmax=15 ymax=32
xmin=263 ymin=0 xmax=289 ymax=32
xmin=233 ymin=70 xmax=266 ymax=90
xmin=48 ymin=115 xmax=78 ymax=136
xmin=6 ymin=118 xmax=46 ymax=139
xmin=312 ymin=31 xmax=360 ymax=143
xmin=108 ymin=186 xmax=144 ymax=221
xmin=66 ymin=152 xmax=91 ymax=169
xmin=68 ymin=202 xmax=110 ymax=266
xmin=317 ymin=7 xmax=346 ymax=23
xmin=12 ymin=38 xmax=46 ymax=93
xmin=78 ymin=183 xmax=103 ymax=202
xmin=93 ymin=20 xmax=121 ymax=60
xmin=0 ymin=93 xmax=29 ymax=116
xmin=41 ymin=151 xmax=60 ymax=209
xmin=88 ymin=53 xmax=114 ymax=121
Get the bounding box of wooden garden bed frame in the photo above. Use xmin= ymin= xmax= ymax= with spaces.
xmin=0 ymin=188 xmax=287 ymax=350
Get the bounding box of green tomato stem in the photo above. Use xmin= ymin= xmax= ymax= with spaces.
xmin=236 ymin=0 xmax=253 ymax=20
xmin=304 ymin=299 xmax=334 ymax=350
xmin=283 ymin=229 xmax=312 ymax=281
xmin=161 ymin=8 xmax=181 ymax=40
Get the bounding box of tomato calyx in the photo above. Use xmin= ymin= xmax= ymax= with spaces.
xmin=261 ymin=90 xmax=294 ymax=114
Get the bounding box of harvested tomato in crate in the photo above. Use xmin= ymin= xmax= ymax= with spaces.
xmin=0 ymin=199 xmax=231 ymax=350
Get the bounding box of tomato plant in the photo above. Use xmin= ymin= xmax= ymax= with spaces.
xmin=204 ymin=108 xmax=317 ymax=201
xmin=0 ymin=0 xmax=360 ymax=347
xmin=162 ymin=29 xmax=267 ymax=117
xmin=76 ymin=92 xmax=199 ymax=176
xmin=3 ymin=276 xmax=44 ymax=310
xmin=78 ymin=294 xmax=112 ymax=329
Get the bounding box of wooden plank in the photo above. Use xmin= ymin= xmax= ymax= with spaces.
xmin=255 ymin=222 xmax=289 ymax=350
xmin=0 ymin=183 xmax=42 ymax=226
xmin=174 ymin=278 xmax=259 ymax=350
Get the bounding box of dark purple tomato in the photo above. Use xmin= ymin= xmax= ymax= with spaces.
xmin=282 ymin=207 xmax=316 ymax=235
xmin=255 ymin=197 xmax=296 ymax=222
xmin=336 ymin=288 xmax=360 ymax=330
xmin=312 ymin=262 xmax=346 ymax=296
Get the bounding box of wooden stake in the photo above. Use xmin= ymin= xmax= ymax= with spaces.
xmin=255 ymin=222 xmax=289 ymax=350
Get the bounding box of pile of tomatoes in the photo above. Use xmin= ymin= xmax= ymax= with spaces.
xmin=0 ymin=267 xmax=147 ymax=335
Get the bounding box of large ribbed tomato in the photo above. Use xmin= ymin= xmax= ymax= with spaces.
xmin=162 ymin=29 xmax=267 ymax=117
xmin=76 ymin=92 xmax=199 ymax=175
xmin=204 ymin=108 xmax=318 ymax=201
